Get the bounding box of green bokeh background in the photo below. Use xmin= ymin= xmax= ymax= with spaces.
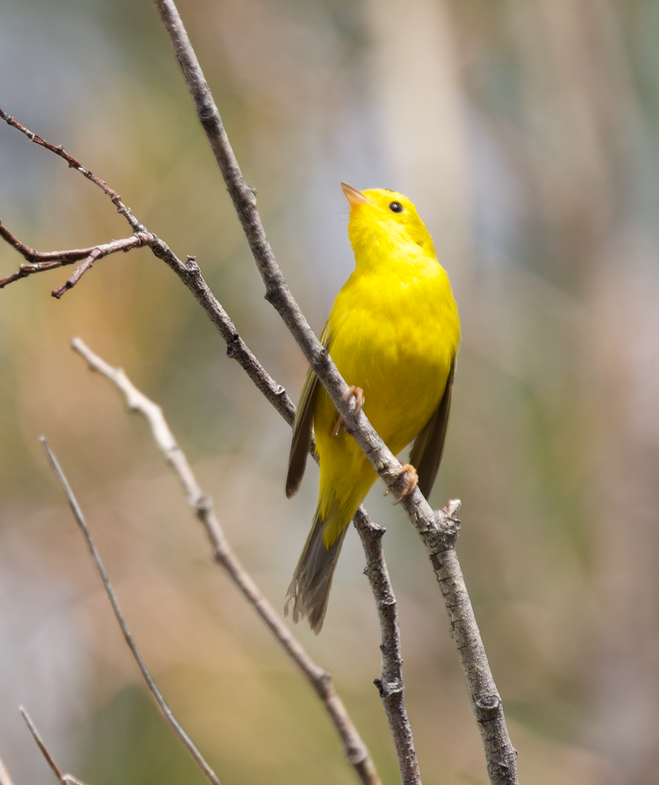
xmin=2 ymin=1 xmax=659 ymax=783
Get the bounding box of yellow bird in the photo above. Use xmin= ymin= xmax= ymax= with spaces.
xmin=285 ymin=183 xmax=461 ymax=632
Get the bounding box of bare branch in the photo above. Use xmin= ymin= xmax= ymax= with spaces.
xmin=353 ymin=511 xmax=421 ymax=785
xmin=155 ymin=2 xmax=518 ymax=782
xmin=19 ymin=707 xmax=66 ymax=783
xmin=0 ymin=221 xmax=93 ymax=263
xmin=20 ymin=708 xmax=93 ymax=785
xmin=0 ymin=756 xmax=16 ymax=785
xmin=0 ymin=229 xmax=151 ymax=295
xmin=69 ymin=337 xmax=382 ymax=785
xmin=19 ymin=707 xmax=93 ymax=785
xmin=0 ymin=107 xmax=143 ymax=233
xmin=39 ymin=438 xmax=223 ymax=785
xmin=0 ymin=108 xmax=296 ymax=441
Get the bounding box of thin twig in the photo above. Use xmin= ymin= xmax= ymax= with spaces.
xmin=0 ymin=231 xmax=151 ymax=295
xmin=19 ymin=707 xmax=92 ymax=785
xmin=0 ymin=755 xmax=16 ymax=785
xmin=0 ymin=221 xmax=93 ymax=263
xmin=69 ymin=337 xmax=381 ymax=785
xmin=154 ymin=2 xmax=518 ymax=782
xmin=39 ymin=438 xmax=223 ymax=785
xmin=0 ymin=108 xmax=143 ymax=233
xmin=19 ymin=707 xmax=66 ymax=783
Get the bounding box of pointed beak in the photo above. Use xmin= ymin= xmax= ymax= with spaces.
xmin=341 ymin=182 xmax=372 ymax=208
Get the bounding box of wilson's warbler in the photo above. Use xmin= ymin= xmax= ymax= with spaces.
xmin=285 ymin=183 xmax=461 ymax=632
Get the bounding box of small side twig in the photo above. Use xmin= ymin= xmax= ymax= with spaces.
xmin=0 ymin=230 xmax=151 ymax=295
xmin=0 ymin=221 xmax=93 ymax=263
xmin=69 ymin=337 xmax=381 ymax=785
xmin=19 ymin=707 xmax=90 ymax=785
xmin=39 ymin=437 xmax=223 ymax=785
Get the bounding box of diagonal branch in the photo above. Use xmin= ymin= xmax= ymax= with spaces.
xmin=39 ymin=437 xmax=223 ymax=785
xmin=20 ymin=707 xmax=92 ymax=785
xmin=0 ymin=221 xmax=94 ymax=263
xmin=0 ymin=755 xmax=16 ymax=785
xmin=0 ymin=107 xmax=143 ymax=233
xmin=154 ymin=2 xmax=518 ymax=782
xmin=68 ymin=338 xmax=381 ymax=785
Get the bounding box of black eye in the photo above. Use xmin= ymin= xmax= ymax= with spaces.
xmin=389 ymin=201 xmax=403 ymax=213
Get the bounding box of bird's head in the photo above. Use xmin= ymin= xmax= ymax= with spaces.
xmin=341 ymin=182 xmax=436 ymax=261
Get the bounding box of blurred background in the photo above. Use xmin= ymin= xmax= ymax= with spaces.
xmin=1 ymin=0 xmax=659 ymax=783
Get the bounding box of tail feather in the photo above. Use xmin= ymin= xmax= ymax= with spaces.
xmin=285 ymin=511 xmax=348 ymax=634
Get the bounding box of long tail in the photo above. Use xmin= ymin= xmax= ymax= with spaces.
xmin=285 ymin=509 xmax=349 ymax=634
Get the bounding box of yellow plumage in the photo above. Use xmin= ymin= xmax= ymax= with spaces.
xmin=286 ymin=183 xmax=461 ymax=632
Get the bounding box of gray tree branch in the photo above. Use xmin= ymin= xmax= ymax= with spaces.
xmin=153 ymin=1 xmax=518 ymax=781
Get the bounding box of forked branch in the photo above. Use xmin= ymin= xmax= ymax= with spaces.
xmin=0 ymin=227 xmax=151 ymax=296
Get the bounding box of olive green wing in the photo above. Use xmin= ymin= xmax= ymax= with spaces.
xmin=285 ymin=322 xmax=333 ymax=499
xmin=409 ymin=354 xmax=456 ymax=499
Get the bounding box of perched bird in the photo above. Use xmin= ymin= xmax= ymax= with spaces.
xmin=285 ymin=183 xmax=460 ymax=632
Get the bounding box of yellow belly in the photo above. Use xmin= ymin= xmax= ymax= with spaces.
xmin=313 ymin=261 xmax=459 ymax=546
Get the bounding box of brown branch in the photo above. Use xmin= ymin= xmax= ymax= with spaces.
xmin=0 ymin=221 xmax=93 ymax=263
xmin=20 ymin=707 xmax=66 ymax=783
xmin=154 ymin=2 xmax=518 ymax=782
xmin=39 ymin=438 xmax=223 ymax=785
xmin=69 ymin=337 xmax=381 ymax=785
xmin=0 ymin=229 xmax=151 ymax=295
xmin=0 ymin=107 xmax=143 ymax=233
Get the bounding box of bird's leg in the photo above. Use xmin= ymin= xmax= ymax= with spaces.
xmin=386 ymin=463 xmax=419 ymax=502
xmin=330 ymin=386 xmax=365 ymax=438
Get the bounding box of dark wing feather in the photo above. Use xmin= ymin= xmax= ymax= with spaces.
xmin=409 ymin=354 xmax=456 ymax=498
xmin=285 ymin=323 xmax=333 ymax=499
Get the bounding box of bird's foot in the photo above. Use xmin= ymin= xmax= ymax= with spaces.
xmin=330 ymin=386 xmax=365 ymax=438
xmin=385 ymin=463 xmax=419 ymax=502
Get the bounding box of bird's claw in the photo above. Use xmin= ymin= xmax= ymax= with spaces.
xmin=385 ymin=463 xmax=419 ymax=502
xmin=330 ymin=386 xmax=365 ymax=438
